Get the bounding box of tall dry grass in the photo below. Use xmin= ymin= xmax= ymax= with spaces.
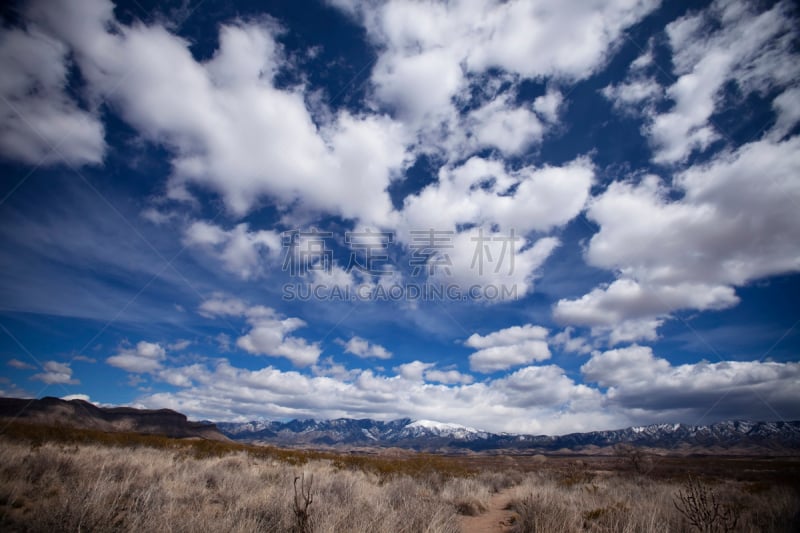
xmin=504 ymin=466 xmax=800 ymax=533
xmin=0 ymin=440 xmax=471 ymax=532
xmin=1 ymin=436 xmax=798 ymax=532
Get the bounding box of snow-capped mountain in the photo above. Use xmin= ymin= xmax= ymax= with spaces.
xmin=401 ymin=420 xmax=489 ymax=440
xmin=216 ymin=418 xmax=800 ymax=453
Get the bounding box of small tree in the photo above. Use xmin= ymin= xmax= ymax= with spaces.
xmin=616 ymin=443 xmax=649 ymax=474
xmin=673 ymin=476 xmax=739 ymax=533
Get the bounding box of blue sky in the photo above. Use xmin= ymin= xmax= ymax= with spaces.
xmin=0 ymin=0 xmax=798 ymax=434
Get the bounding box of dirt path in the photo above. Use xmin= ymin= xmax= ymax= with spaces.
xmin=459 ymin=488 xmax=516 ymax=533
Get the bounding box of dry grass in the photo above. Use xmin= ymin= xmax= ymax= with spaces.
xmin=504 ymin=464 xmax=800 ymax=533
xmin=0 ymin=424 xmax=798 ymax=532
xmin=0 ymin=439 xmax=466 ymax=533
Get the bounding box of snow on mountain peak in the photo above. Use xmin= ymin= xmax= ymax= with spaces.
xmin=407 ymin=419 xmax=476 ymax=432
xmin=404 ymin=419 xmax=487 ymax=439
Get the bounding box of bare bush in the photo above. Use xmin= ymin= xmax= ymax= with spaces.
xmin=673 ymin=476 xmax=739 ymax=533
xmin=616 ymin=444 xmax=652 ymax=475
xmin=292 ymin=473 xmax=314 ymax=533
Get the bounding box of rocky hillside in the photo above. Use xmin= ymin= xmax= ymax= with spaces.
xmin=0 ymin=397 xmax=227 ymax=441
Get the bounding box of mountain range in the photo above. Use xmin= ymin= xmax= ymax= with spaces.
xmin=217 ymin=417 xmax=800 ymax=454
xmin=2 ymin=397 xmax=798 ymax=454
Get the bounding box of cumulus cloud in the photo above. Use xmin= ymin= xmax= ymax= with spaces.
xmin=336 ymin=0 xmax=658 ymax=113
xmin=107 ymin=341 xmax=167 ymax=373
xmin=32 ymin=360 xmax=78 ymax=384
xmin=602 ymin=78 xmax=662 ymax=112
xmin=556 ymin=135 xmax=800 ymax=342
xmin=582 ymin=345 xmax=800 ymax=421
xmin=609 ymin=0 xmax=800 ymax=164
xmin=135 ymin=357 xmax=613 ymax=434
xmin=463 ymin=92 xmax=546 ymax=156
xmin=400 ymin=156 xmax=594 ymax=237
xmin=2 ymin=0 xmax=603 ymax=308
xmin=465 ymin=324 xmax=551 ymax=373
xmin=117 ymin=337 xmax=800 ymax=433
xmin=769 ymin=87 xmax=800 ymax=141
xmin=198 ymin=294 xmax=249 ymax=318
xmin=183 ymin=221 xmax=281 ymax=280
xmin=331 ymin=0 xmax=656 ymax=182
xmin=0 ymin=23 xmax=104 ymax=165
xmin=424 ymin=368 xmax=474 ymax=385
xmin=21 ymin=0 xmax=407 ymax=226
xmin=395 ymin=156 xmax=592 ymax=299
xmin=200 ymin=296 xmax=321 ymax=367
xmin=338 ymin=336 xmax=392 ymax=359
xmin=551 ymin=327 xmax=593 ymax=355
xmin=393 ymin=360 xmax=434 ymax=381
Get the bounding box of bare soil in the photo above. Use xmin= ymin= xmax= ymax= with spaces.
xmin=460 ymin=488 xmax=516 ymax=533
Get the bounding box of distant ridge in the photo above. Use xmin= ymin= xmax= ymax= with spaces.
xmin=217 ymin=417 xmax=800 ymax=454
xmin=0 ymin=397 xmax=228 ymax=441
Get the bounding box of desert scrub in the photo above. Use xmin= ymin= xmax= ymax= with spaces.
xmin=505 ymin=470 xmax=799 ymax=533
xmin=0 ymin=439 xmax=463 ymax=533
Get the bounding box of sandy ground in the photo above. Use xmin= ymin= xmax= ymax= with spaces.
xmin=459 ymin=488 xmax=516 ymax=533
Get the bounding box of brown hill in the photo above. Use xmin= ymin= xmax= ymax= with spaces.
xmin=0 ymin=396 xmax=228 ymax=441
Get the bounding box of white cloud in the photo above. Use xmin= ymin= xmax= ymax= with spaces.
xmin=168 ymin=339 xmax=191 ymax=351
xmin=395 ymin=156 xmax=592 ymax=300
xmin=393 ymin=360 xmax=434 ymax=381
xmin=649 ymin=0 xmax=798 ymax=163
xmin=311 ymin=357 xmax=361 ymax=381
xmin=430 ymin=230 xmax=559 ymax=302
xmin=61 ymin=393 xmax=91 ymax=402
xmin=582 ymin=345 xmax=800 ymax=421
xmin=424 ymin=368 xmax=474 ymax=385
xmin=465 ymin=0 xmax=659 ymax=80
xmin=339 ymin=336 xmax=392 ymax=359
xmin=465 ymin=324 xmax=551 ymax=373
xmin=129 ymin=341 xmax=800 ymax=433
xmin=183 ymin=221 xmax=281 ymax=280
xmin=602 ymin=79 xmax=662 ymax=110
xmin=0 ymin=24 xmax=105 ymax=165
xmin=237 ymin=308 xmax=321 ymax=367
xmin=494 ymin=365 xmax=597 ymax=407
xmin=199 ymin=296 xmax=321 ymax=367
xmin=135 ymin=357 xmax=615 ymax=435
xmin=140 ymin=207 xmax=178 ymax=225
xmin=32 ymin=360 xmax=78 ymax=384
xmin=7 ymin=358 xmax=35 ymax=370
xmin=551 ymin=327 xmax=593 ymax=355
xmin=332 ymin=0 xmax=658 ymax=161
xmin=533 ymin=88 xmax=564 ymax=124
xmin=106 ymin=341 xmax=167 ymax=373
xmin=215 ymin=333 xmax=232 ymax=352
xmin=24 ymin=0 xmax=408 ymax=226
xmin=373 ymin=45 xmax=463 ymax=125
xmin=557 ymin=136 xmax=800 ymax=342
xmin=768 ymin=87 xmax=800 ymax=141
xmin=464 ymin=93 xmax=545 ymax=156
xmin=400 ymin=156 xmax=594 ymax=236
xmin=343 ymin=0 xmax=659 ymax=90
xmin=199 ymin=296 xmax=248 ymax=319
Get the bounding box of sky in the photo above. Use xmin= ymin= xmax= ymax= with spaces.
xmin=0 ymin=0 xmax=798 ymax=435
